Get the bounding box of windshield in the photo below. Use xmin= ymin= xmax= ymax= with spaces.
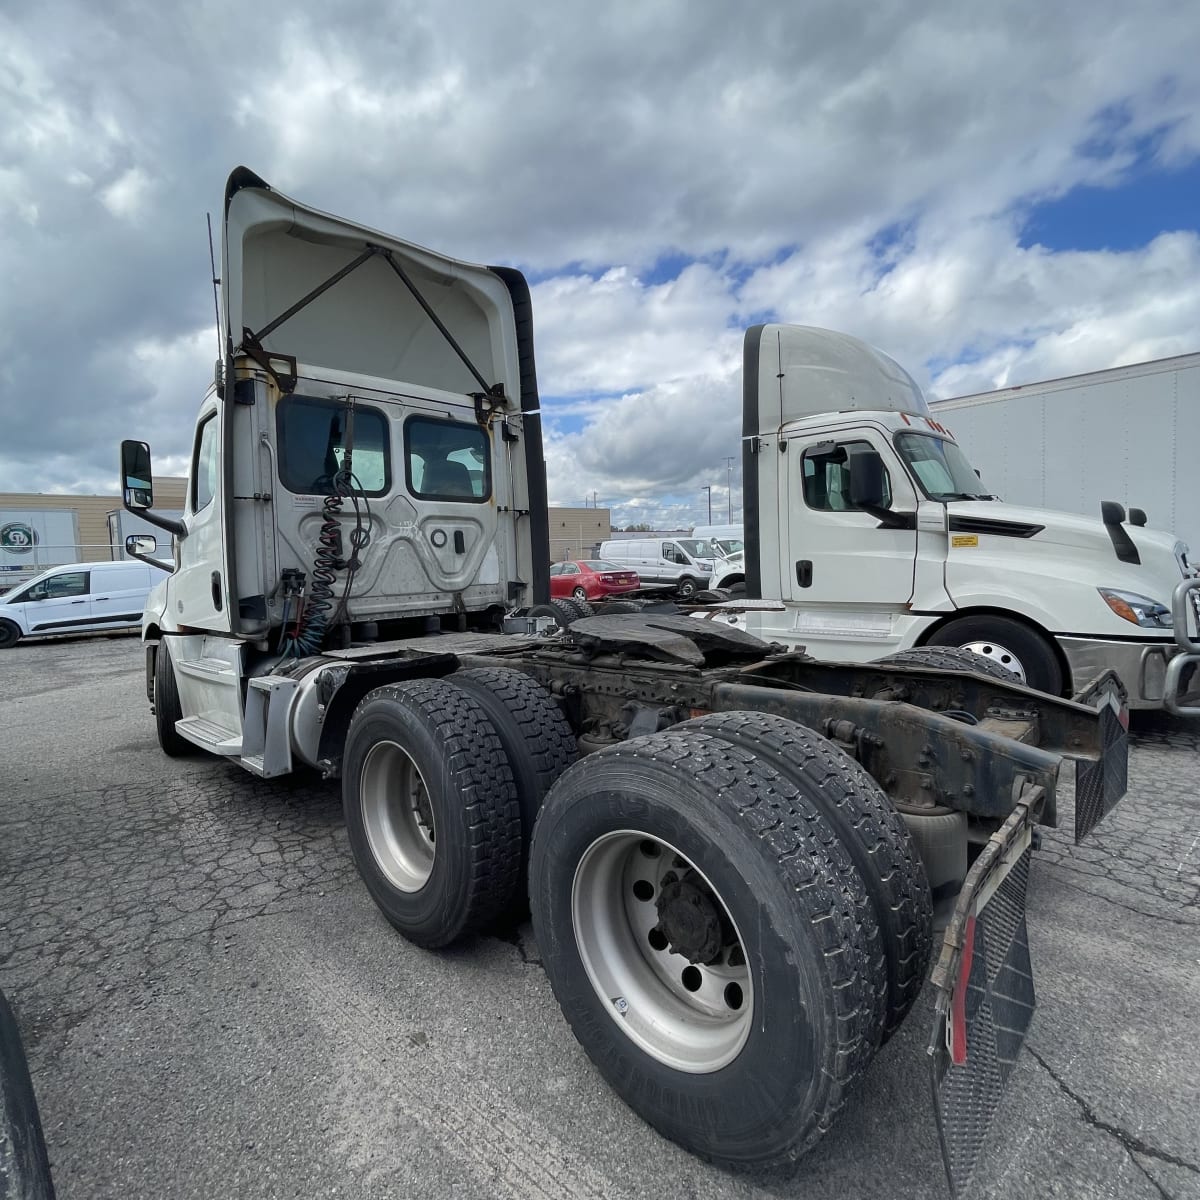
xmin=894 ymin=432 xmax=993 ymax=501
xmin=674 ymin=539 xmax=711 ymax=559
xmin=712 ymin=539 xmax=744 ymax=558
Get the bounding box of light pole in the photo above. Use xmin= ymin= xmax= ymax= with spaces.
xmin=723 ymin=456 xmax=735 ymax=522
xmin=701 ymin=486 xmax=712 ymax=524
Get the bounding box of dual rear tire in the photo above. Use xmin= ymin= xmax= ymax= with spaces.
xmin=342 ymin=677 xmax=931 ymax=1170
xmin=529 ymin=716 xmax=932 ymax=1169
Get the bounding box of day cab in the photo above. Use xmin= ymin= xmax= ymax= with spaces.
xmin=742 ymin=325 xmax=1200 ymax=712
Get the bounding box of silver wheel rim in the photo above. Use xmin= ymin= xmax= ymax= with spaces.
xmin=571 ymin=831 xmax=752 ymax=1073
xmin=360 ymin=740 xmax=436 ymax=892
xmin=573 ymin=587 xmax=587 ymax=601
xmin=961 ymin=640 xmax=1026 ymax=683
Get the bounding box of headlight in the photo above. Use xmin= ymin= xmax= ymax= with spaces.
xmin=1098 ymin=588 xmax=1173 ymax=628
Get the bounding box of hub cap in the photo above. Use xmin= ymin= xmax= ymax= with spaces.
xmin=360 ymin=740 xmax=436 ymax=891
xmin=961 ymin=640 xmax=1026 ymax=682
xmin=571 ymin=831 xmax=752 ymax=1072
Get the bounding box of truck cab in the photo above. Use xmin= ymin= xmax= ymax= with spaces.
xmin=743 ymin=324 xmax=1197 ymax=708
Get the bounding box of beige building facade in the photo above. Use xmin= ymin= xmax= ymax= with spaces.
xmin=548 ymin=507 xmax=612 ymax=563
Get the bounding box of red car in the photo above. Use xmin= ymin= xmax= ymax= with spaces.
xmin=549 ymin=559 xmax=640 ymax=602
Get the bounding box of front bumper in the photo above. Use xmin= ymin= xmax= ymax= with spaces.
xmin=1057 ymin=634 xmax=1181 ymax=710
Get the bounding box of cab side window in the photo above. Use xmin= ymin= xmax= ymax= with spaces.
xmin=192 ymin=415 xmax=219 ymax=512
xmin=801 ymin=441 xmax=891 ymax=511
xmin=662 ymin=543 xmax=682 ymax=563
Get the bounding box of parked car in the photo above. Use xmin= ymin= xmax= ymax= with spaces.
xmin=597 ymin=538 xmax=715 ymax=598
xmin=549 ymin=559 xmax=640 ymax=602
xmin=0 ymin=560 xmax=158 ymax=648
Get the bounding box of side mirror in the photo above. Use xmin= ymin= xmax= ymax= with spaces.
xmin=126 ymin=534 xmax=157 ymax=556
xmin=848 ymin=452 xmax=887 ymax=509
xmin=121 ymin=440 xmax=154 ymax=509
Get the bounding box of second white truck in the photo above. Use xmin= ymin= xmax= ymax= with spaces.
xmin=739 ymin=326 xmax=1200 ymax=714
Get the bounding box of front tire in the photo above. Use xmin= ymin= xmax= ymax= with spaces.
xmin=530 ymin=730 xmax=880 ymax=1168
xmin=153 ymin=641 xmax=190 ymax=757
xmin=675 ymin=576 xmax=698 ymax=600
xmin=0 ymin=619 xmax=21 ymax=649
xmin=342 ymin=678 xmax=521 ymax=947
xmin=925 ymin=616 xmax=1062 ymax=693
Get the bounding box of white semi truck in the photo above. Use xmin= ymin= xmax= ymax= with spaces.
xmin=122 ymin=168 xmax=1148 ymax=1195
xmin=739 ymin=327 xmax=1200 ymax=715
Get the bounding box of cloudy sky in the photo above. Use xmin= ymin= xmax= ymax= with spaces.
xmin=2 ymin=0 xmax=1198 ymax=529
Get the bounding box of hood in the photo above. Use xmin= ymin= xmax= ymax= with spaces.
xmin=950 ymin=499 xmax=1185 ymax=586
xmin=221 ymin=167 xmax=520 ymax=402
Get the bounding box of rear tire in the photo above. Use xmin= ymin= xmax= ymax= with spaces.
xmin=449 ymin=668 xmax=576 ymax=908
xmin=0 ymin=620 xmax=20 ymax=649
xmin=571 ymin=585 xmax=589 ymax=603
xmin=342 ymin=679 xmax=521 ymax=947
xmin=925 ymin=617 xmax=1062 ymax=693
xmin=530 ymin=730 xmax=880 ymax=1168
xmin=153 ymin=641 xmax=190 ymax=757
xmin=527 ymin=599 xmax=579 ymax=628
xmin=680 ymin=712 xmax=932 ymax=1041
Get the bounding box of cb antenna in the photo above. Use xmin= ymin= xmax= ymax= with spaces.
xmin=206 ymin=212 xmax=222 ymax=359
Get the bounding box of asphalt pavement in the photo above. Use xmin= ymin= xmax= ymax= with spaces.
xmin=1 ymin=633 xmax=1197 ymax=1199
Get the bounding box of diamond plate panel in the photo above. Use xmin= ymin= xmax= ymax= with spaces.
xmin=930 ymin=848 xmax=1036 ymax=1199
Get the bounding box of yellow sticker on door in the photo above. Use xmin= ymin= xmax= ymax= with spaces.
xmin=952 ymin=534 xmax=979 ymax=548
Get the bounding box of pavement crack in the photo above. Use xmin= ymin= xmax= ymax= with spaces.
xmin=1026 ymin=1044 xmax=1199 ymax=1196
xmin=1039 ymin=868 xmax=1200 ymax=926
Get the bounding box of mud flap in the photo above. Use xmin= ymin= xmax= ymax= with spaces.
xmin=928 ymin=794 xmax=1040 ymax=1200
xmin=1071 ymin=670 xmax=1129 ymax=843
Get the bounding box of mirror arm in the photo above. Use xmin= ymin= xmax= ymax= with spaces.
xmin=124 ymin=504 xmax=186 ymax=538
xmin=127 ymin=547 xmax=174 ymax=572
xmin=859 ymin=503 xmax=916 ymax=530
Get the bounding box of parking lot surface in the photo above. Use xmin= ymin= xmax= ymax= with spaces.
xmin=2 ymin=634 xmax=1198 ymax=1199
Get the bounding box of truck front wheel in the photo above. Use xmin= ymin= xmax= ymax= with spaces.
xmin=926 ymin=615 xmax=1063 ymax=694
xmin=153 ymin=641 xmax=190 ymax=757
xmin=342 ymin=679 xmax=521 ymax=947
xmin=675 ymin=576 xmax=699 ymax=599
xmin=529 ymin=730 xmax=880 ymax=1168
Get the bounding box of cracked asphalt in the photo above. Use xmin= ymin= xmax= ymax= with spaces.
xmin=2 ymin=633 xmax=1198 ymax=1199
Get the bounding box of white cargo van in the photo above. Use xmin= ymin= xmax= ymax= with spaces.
xmin=0 ymin=560 xmax=157 ymax=648
xmin=598 ymin=537 xmax=715 ymax=597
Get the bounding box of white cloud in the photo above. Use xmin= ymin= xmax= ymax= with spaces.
xmin=0 ymin=0 xmax=1198 ymax=529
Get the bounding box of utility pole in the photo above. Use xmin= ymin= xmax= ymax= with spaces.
xmin=701 ymin=486 xmax=712 ymax=524
xmin=723 ymin=456 xmax=735 ymax=522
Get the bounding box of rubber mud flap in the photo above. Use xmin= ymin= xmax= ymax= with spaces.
xmin=927 ymin=802 xmax=1039 ymax=1200
xmin=1073 ymin=680 xmax=1129 ymax=843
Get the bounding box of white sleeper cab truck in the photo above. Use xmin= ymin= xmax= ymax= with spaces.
xmin=122 ymin=168 xmax=1139 ymax=1196
xmin=740 ymin=325 xmax=1200 ymax=714
xmin=597 ymin=536 xmax=715 ymax=597
xmin=0 ymin=559 xmax=159 ymax=648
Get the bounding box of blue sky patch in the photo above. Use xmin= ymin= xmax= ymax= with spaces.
xmin=1020 ymin=154 xmax=1200 ymax=253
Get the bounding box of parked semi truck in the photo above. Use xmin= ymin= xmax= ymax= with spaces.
xmin=739 ymin=327 xmax=1200 ymax=715
xmin=122 ymin=169 xmax=1150 ymax=1195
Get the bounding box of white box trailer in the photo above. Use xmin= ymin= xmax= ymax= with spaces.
xmin=0 ymin=509 xmax=81 ymax=592
xmin=930 ymin=353 xmax=1200 ymax=552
